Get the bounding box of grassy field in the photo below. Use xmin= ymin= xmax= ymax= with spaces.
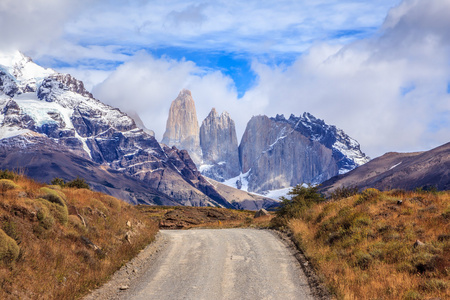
xmin=272 ymin=186 xmax=450 ymax=299
xmin=0 ymin=171 xmax=159 ymax=299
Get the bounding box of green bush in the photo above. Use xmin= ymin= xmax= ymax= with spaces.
xmin=330 ymin=186 xmax=359 ymax=200
xmin=50 ymin=177 xmax=66 ymax=187
xmin=66 ymin=177 xmax=90 ymax=189
xmin=403 ymin=289 xmax=423 ymax=300
xmin=0 ymin=179 xmax=19 ymax=193
xmin=2 ymin=220 xmax=20 ymax=242
xmin=36 ymin=203 xmax=55 ymax=230
xmin=0 ymin=169 xmax=17 ymax=180
xmin=39 ymin=187 xmax=66 ymax=207
xmin=355 ymin=251 xmax=373 ymax=270
xmin=0 ymin=228 xmax=19 ymax=264
xmin=419 ymin=278 xmax=448 ymax=292
xmin=36 ymin=198 xmax=68 ymax=225
xmin=50 ymin=176 xmax=90 ymax=189
xmin=103 ymin=195 xmax=122 ymax=212
xmin=275 ymin=185 xmax=324 ymax=220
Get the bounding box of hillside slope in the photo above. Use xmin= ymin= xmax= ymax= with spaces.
xmin=320 ymin=142 xmax=450 ymax=193
xmin=0 ymin=171 xmax=158 ymax=299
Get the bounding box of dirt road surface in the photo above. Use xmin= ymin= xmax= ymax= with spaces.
xmin=117 ymin=228 xmax=313 ymax=300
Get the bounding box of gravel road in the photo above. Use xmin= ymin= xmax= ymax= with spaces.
xmin=117 ymin=229 xmax=313 ymax=300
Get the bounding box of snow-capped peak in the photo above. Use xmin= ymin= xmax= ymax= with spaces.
xmin=272 ymin=112 xmax=370 ymax=175
xmin=0 ymin=50 xmax=55 ymax=84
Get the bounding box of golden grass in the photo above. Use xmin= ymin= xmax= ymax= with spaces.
xmin=0 ymin=173 xmax=159 ymax=299
xmin=137 ymin=205 xmax=274 ymax=229
xmin=287 ymin=190 xmax=450 ymax=300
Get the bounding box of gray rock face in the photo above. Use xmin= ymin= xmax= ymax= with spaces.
xmin=160 ymin=90 xmax=368 ymax=194
xmin=239 ymin=115 xmax=338 ymax=193
xmin=161 ymin=89 xmax=202 ymax=164
xmin=238 ymin=114 xmax=368 ymax=193
xmin=199 ymin=108 xmax=240 ymax=181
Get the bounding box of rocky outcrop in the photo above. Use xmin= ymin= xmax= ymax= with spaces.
xmin=239 ymin=115 xmax=338 ymax=193
xmin=238 ymin=114 xmax=369 ymax=193
xmin=161 ymin=89 xmax=202 ymax=164
xmin=199 ymin=108 xmax=240 ymax=181
xmin=38 ymin=73 xmax=93 ymax=102
xmin=160 ymin=90 xmax=368 ymax=194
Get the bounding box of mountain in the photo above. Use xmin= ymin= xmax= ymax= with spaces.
xmin=161 ymin=90 xmax=369 ymax=195
xmin=237 ymin=113 xmax=369 ymax=193
xmin=320 ymin=142 xmax=450 ymax=193
xmin=199 ymin=108 xmax=240 ymax=181
xmin=0 ymin=51 xmax=276 ymax=210
xmin=161 ymin=89 xmax=202 ymax=164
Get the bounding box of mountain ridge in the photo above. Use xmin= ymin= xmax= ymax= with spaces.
xmin=0 ymin=51 xmax=276 ymax=210
xmin=320 ymin=141 xmax=450 ymax=193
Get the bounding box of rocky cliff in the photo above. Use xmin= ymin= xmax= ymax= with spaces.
xmin=237 ymin=114 xmax=369 ymax=193
xmin=199 ymin=108 xmax=240 ymax=181
xmin=161 ymin=90 xmax=369 ymax=195
xmin=161 ymin=89 xmax=202 ymax=164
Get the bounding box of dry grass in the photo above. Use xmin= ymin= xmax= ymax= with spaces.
xmin=285 ymin=189 xmax=450 ymax=299
xmin=0 ymin=172 xmax=158 ymax=299
xmin=137 ymin=205 xmax=274 ymax=229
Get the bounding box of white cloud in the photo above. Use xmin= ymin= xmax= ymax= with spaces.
xmin=91 ymin=52 xmax=239 ymax=140
xmin=92 ymin=0 xmax=450 ymax=159
xmin=61 ymin=0 xmax=399 ymax=54
xmin=0 ymin=0 xmax=86 ymax=53
xmin=241 ymin=0 xmax=450 ymax=157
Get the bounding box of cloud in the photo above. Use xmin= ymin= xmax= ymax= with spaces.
xmin=59 ymin=0 xmax=398 ymax=55
xmin=0 ymin=0 xmax=86 ymax=53
xmin=91 ymin=52 xmax=239 ymax=140
xmin=92 ymin=0 xmax=450 ymax=159
xmin=241 ymin=0 xmax=450 ymax=157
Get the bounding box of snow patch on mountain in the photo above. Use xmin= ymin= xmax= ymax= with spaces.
xmin=223 ymin=170 xmax=251 ymax=191
xmin=276 ymin=113 xmax=370 ymax=175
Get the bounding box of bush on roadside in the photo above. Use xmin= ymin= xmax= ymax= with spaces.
xmin=271 ymin=185 xmax=324 ymax=227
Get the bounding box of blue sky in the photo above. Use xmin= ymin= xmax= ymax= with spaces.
xmin=1 ymin=0 xmax=449 ymax=158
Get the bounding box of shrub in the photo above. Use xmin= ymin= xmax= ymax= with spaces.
xmin=0 ymin=179 xmax=19 ymax=195
xmin=0 ymin=228 xmax=20 ymax=264
xmin=66 ymin=177 xmax=90 ymax=189
xmin=2 ymin=220 xmax=20 ymax=242
xmin=36 ymin=198 xmax=68 ymax=225
xmin=276 ymin=185 xmax=324 ymax=219
xmin=419 ymin=279 xmax=448 ymax=292
xmin=36 ymin=203 xmax=55 ymax=230
xmin=355 ymin=251 xmax=373 ymax=270
xmin=354 ymin=188 xmax=380 ymax=206
xmin=0 ymin=169 xmax=17 ymax=180
xmin=51 ymin=177 xmax=66 ymax=187
xmin=330 ymin=186 xmax=359 ymax=200
xmin=404 ymin=289 xmax=423 ymax=300
xmin=103 ymin=195 xmax=122 ymax=212
xmin=89 ymin=198 xmax=108 ymax=215
xmin=39 ymin=187 xmax=66 ymax=207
